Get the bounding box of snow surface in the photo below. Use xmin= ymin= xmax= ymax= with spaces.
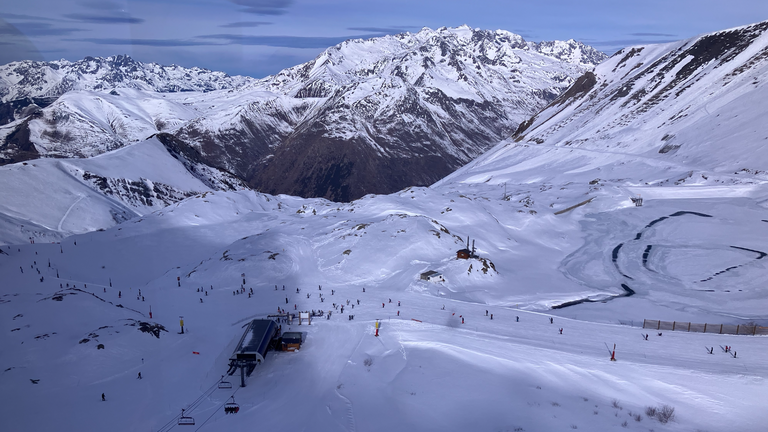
xmin=2 ymin=23 xmax=768 ymax=432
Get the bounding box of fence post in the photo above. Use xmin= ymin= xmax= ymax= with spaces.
xmin=643 ymin=319 xmax=646 ymax=329
xmin=657 ymin=321 xmax=660 ymax=330
xmin=720 ymin=324 xmax=723 ymax=334
xmin=673 ymin=321 xmax=676 ymax=331
xmin=704 ymin=323 xmax=707 ymax=332
xmin=754 ymin=326 xmax=758 ymax=336
xmin=737 ymin=325 xmax=740 ymax=335
xmin=687 ymin=322 xmax=691 ymax=332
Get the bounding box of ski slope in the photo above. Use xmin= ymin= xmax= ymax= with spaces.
xmin=1 ymin=182 xmax=767 ymax=431
xmin=2 ymin=21 xmax=768 ymax=432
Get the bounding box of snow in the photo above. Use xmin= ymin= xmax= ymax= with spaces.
xmin=2 ymin=22 xmax=768 ymax=432
xmin=1 ymin=167 xmax=767 ymax=431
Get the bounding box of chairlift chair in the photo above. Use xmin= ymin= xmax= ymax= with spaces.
xmin=178 ymin=409 xmax=195 ymax=426
xmin=218 ymin=375 xmax=233 ymax=389
xmin=224 ymin=396 xmax=240 ymax=414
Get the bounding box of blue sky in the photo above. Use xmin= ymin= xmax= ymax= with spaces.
xmin=1 ymin=0 xmax=767 ymax=77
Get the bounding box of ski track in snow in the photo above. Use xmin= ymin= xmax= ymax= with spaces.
xmin=56 ymin=195 xmax=85 ymax=232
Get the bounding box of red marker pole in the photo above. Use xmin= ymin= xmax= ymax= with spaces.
xmin=149 ymin=305 xmax=153 ymax=319
xmin=610 ymin=343 xmax=616 ymax=361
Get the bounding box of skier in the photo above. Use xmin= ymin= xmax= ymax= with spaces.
xmin=137 ymin=372 xmax=142 ymax=379
xmin=118 ymin=291 xmax=121 ymax=298
xmin=285 ymin=297 xmax=288 ymax=304
xmin=461 ymin=317 xmax=465 ymax=324
xmin=362 ymin=287 xmax=365 ymax=292
xmin=200 ymin=298 xmax=203 ymax=303
xmin=490 ymin=314 xmax=493 ymax=320
xmin=389 ymin=298 xmax=392 ymax=303
xmin=398 ymin=301 xmax=400 ymax=307
xmin=102 ymin=393 xmax=106 ymax=401
xmin=550 ymin=317 xmax=553 ymax=324
xmin=357 ymin=299 xmax=360 ymax=305
xmin=559 ymin=328 xmax=563 ymax=334
xmin=397 ymin=311 xmax=400 ymax=316
xmin=382 ymin=303 xmax=385 ymax=308
xmin=297 ymin=288 xmax=300 ymax=293
xmin=103 ymin=288 xmax=106 ymax=293
xmin=516 ymin=316 xmax=519 ymax=322
xmin=486 ymin=310 xmax=488 ymax=316
xmin=295 ymin=304 xmax=297 ymax=310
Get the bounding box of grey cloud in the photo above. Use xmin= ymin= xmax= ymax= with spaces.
xmin=2 ymin=22 xmax=85 ymax=36
xmin=346 ymin=26 xmax=415 ymax=34
xmin=64 ymin=13 xmax=144 ymax=24
xmin=78 ymin=1 xmax=124 ymax=11
xmin=0 ymin=13 xmax=56 ymax=22
xmin=66 ymin=37 xmax=217 ymax=47
xmin=230 ymin=0 xmax=294 ymax=15
xmin=198 ymin=33 xmax=381 ymax=48
xmin=629 ymin=32 xmax=677 ymax=37
xmin=587 ymin=38 xmax=679 ymax=48
xmin=220 ymin=21 xmax=273 ymax=28
xmin=0 ymin=20 xmax=44 ymax=63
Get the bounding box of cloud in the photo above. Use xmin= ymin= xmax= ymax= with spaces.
xmin=585 ymin=38 xmax=679 ymax=48
xmin=197 ymin=33 xmax=382 ymax=48
xmin=0 ymin=13 xmax=56 ymax=22
xmin=78 ymin=0 xmax=124 ymax=11
xmin=629 ymin=32 xmax=677 ymax=37
xmin=220 ymin=21 xmax=273 ymax=28
xmin=230 ymin=0 xmax=294 ymax=16
xmin=346 ymin=26 xmax=415 ymax=34
xmin=0 ymin=20 xmax=44 ymax=63
xmin=64 ymin=13 xmax=144 ymax=24
xmin=1 ymin=22 xmax=85 ymax=37
xmin=67 ymin=37 xmax=216 ymax=47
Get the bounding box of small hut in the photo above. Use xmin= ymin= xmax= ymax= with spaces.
xmin=420 ymin=270 xmax=444 ymax=282
xmin=280 ymin=332 xmax=303 ymax=351
xmin=456 ymin=236 xmax=478 ymax=260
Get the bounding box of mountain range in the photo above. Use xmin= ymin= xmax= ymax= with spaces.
xmin=0 ymin=26 xmax=606 ymax=201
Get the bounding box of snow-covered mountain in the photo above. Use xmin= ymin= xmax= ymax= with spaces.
xmin=1 ymin=26 xmax=606 ymax=200
xmin=2 ymin=22 xmax=768 ymax=432
xmin=0 ymin=137 xmax=246 ymax=244
xmin=0 ymin=55 xmax=255 ymax=128
xmin=510 ymin=20 xmax=768 ymax=175
xmin=183 ymin=26 xmax=607 ymax=201
xmin=0 ymin=54 xmax=255 ymax=103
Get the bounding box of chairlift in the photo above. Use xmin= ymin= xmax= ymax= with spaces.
xmin=178 ymin=409 xmax=195 ymax=426
xmin=218 ymin=375 xmax=233 ymax=389
xmin=224 ymin=396 xmax=240 ymax=414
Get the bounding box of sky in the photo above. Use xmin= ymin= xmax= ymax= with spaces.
xmin=1 ymin=0 xmax=768 ymax=77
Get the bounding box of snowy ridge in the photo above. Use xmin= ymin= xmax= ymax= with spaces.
xmin=0 ymin=54 xmax=255 ymax=103
xmin=1 ymin=26 xmax=607 ymax=200
xmin=507 ymin=19 xmax=768 ymax=175
xmin=0 ymin=137 xmax=247 ymax=244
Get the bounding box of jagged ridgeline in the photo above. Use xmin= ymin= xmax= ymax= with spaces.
xmin=0 ymin=26 xmax=606 ymax=201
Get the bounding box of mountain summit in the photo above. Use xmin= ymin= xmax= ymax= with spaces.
xmin=176 ymin=26 xmax=607 ymax=201
xmin=1 ymin=27 xmax=606 ymax=201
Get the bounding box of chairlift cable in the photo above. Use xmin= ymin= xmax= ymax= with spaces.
xmin=195 ymin=388 xmax=242 ymax=431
